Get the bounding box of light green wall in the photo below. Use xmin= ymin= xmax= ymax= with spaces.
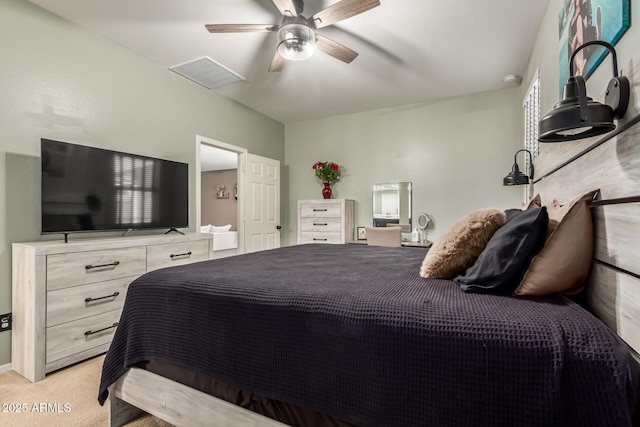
xmin=283 ymin=88 xmax=525 ymax=246
xmin=0 ymin=0 xmax=284 ymax=366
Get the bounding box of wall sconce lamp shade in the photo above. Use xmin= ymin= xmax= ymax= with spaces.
xmin=538 ymin=40 xmax=629 ymax=143
xmin=503 ymin=149 xmax=534 ymax=186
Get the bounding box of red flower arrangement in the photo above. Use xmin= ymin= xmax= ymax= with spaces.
xmin=312 ymin=161 xmax=341 ymax=182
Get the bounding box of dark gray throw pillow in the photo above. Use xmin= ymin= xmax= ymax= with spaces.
xmin=454 ymin=207 xmax=548 ymax=294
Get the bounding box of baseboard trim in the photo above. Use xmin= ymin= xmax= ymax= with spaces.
xmin=0 ymin=362 xmax=12 ymax=373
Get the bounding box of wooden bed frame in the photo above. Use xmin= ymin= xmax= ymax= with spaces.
xmin=108 ymin=58 xmax=640 ymax=426
xmin=110 ymin=368 xmax=287 ymax=426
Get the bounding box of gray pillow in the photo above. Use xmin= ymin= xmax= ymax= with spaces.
xmin=454 ymin=207 xmax=548 ymax=294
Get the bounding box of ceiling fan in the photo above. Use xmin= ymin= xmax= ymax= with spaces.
xmin=205 ymin=0 xmax=381 ymax=72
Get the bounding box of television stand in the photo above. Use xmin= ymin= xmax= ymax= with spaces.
xmin=164 ymin=228 xmax=184 ymax=235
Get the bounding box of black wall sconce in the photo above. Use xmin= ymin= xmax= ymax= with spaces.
xmin=538 ymin=40 xmax=629 ymax=142
xmin=503 ymin=149 xmax=534 ymax=186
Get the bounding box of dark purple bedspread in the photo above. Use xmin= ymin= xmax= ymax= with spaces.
xmin=98 ymin=244 xmax=635 ymax=426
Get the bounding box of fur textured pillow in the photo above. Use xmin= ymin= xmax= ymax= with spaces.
xmin=420 ymin=208 xmax=507 ymax=279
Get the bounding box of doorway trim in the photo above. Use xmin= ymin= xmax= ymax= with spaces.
xmin=196 ymin=135 xmax=247 ymax=253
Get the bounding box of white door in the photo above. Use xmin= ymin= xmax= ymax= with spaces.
xmin=242 ymin=153 xmax=280 ymax=253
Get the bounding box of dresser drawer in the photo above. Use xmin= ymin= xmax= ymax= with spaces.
xmin=47 ymin=277 xmax=133 ymax=327
xmin=46 ymin=247 xmax=146 ymax=291
xmin=299 ymin=217 xmax=342 ymax=232
xmin=299 ymin=232 xmax=343 ymax=244
xmin=147 ymin=239 xmax=210 ymax=272
xmin=46 ymin=309 xmax=121 ymax=364
xmin=299 ymin=202 xmax=343 ymax=218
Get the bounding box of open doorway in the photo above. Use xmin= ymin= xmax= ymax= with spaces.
xmin=201 ymin=146 xmax=237 ymax=228
xmin=195 ymin=136 xmax=247 ymax=255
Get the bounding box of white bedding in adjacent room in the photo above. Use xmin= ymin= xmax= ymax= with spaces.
xmin=200 ymin=224 xmax=238 ymax=252
xmin=211 ymin=231 xmax=237 ymax=251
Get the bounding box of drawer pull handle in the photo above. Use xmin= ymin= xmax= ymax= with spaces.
xmin=313 ymin=238 xmax=328 ymax=241
xmin=313 ymin=223 xmax=328 ymax=226
xmin=85 ymin=292 xmax=120 ymax=303
xmin=84 ymin=322 xmax=118 ymax=336
xmin=85 ymin=261 xmax=120 ymax=270
xmin=170 ymin=251 xmax=192 ymax=259
xmin=313 ymin=208 xmax=328 ymax=212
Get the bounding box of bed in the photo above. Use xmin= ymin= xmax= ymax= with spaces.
xmin=99 ymin=244 xmax=635 ymax=426
xmin=99 ymin=63 xmax=640 ymax=427
xmin=210 ymin=230 xmax=237 ymax=252
xmin=201 ymin=224 xmax=238 ymax=258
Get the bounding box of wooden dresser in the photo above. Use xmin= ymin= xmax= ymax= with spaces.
xmin=297 ymin=199 xmax=355 ymax=244
xmin=11 ymin=233 xmax=210 ymax=382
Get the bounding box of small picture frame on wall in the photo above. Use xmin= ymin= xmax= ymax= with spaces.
xmin=357 ymin=226 xmax=367 ymax=240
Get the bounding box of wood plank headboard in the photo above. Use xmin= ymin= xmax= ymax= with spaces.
xmin=533 ymin=56 xmax=640 ymax=357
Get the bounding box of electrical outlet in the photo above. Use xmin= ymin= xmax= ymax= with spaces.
xmin=0 ymin=313 xmax=12 ymax=332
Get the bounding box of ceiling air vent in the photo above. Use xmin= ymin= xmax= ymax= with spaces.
xmin=169 ymin=57 xmax=245 ymax=89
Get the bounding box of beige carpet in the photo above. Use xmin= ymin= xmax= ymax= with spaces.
xmin=0 ymin=355 xmax=172 ymax=427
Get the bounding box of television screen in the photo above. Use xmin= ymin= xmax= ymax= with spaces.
xmin=41 ymin=139 xmax=188 ymax=235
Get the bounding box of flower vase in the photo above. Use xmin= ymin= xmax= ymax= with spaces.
xmin=322 ymin=182 xmax=332 ymax=199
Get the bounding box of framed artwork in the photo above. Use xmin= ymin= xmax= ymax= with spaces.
xmin=558 ymin=0 xmax=630 ymax=94
xmin=357 ymin=226 xmax=367 ymax=240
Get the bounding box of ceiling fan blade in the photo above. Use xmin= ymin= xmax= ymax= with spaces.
xmin=268 ymin=52 xmax=285 ymax=72
xmin=315 ymin=34 xmax=358 ymax=63
xmin=205 ymin=24 xmax=278 ymax=33
xmin=272 ymin=0 xmax=298 ymax=17
xmin=309 ymin=0 xmax=380 ymax=29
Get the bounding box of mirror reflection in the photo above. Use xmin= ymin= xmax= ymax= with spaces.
xmin=372 ymin=182 xmax=412 ymax=230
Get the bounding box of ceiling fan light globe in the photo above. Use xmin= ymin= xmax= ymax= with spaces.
xmin=276 ymin=23 xmax=315 ymax=61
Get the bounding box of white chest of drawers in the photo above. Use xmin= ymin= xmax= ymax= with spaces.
xmin=11 ymin=233 xmax=210 ymax=382
xmin=297 ymin=199 xmax=355 ymax=244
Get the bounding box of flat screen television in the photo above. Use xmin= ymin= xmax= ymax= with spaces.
xmin=41 ymin=138 xmax=188 ymax=238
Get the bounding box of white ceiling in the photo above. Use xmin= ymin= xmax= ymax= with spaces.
xmin=29 ymin=0 xmax=550 ymax=124
xmin=201 ymin=144 xmax=238 ymax=171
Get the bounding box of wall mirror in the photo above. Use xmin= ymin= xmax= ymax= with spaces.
xmin=372 ymin=182 xmax=412 ymax=229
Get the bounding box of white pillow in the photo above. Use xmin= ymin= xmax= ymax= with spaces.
xmin=211 ymin=224 xmax=232 ymax=233
xmin=200 ymin=224 xmax=212 ymax=233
